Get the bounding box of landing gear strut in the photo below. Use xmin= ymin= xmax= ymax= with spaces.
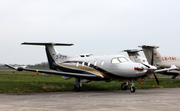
xmin=171 ymin=75 xmax=178 ymax=79
xmin=74 ymin=78 xmax=82 ymax=92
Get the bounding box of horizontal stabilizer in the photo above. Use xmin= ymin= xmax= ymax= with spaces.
xmin=21 ymin=42 xmax=74 ymax=46
xmin=138 ymin=45 xmax=159 ymax=49
xmin=122 ymin=49 xmax=142 ymax=53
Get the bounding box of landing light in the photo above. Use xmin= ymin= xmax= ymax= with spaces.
xmin=134 ymin=67 xmax=144 ymax=70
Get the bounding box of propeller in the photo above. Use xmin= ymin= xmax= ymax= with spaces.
xmin=151 ymin=49 xmax=159 ymax=85
xmin=141 ymin=49 xmax=159 ymax=85
xmin=151 ymin=48 xmax=154 ymax=65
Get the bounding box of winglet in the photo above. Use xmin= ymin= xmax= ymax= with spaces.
xmin=170 ymin=65 xmax=178 ymax=70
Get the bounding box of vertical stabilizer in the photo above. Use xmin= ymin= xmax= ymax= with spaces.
xmin=138 ymin=45 xmax=162 ymax=66
xmin=45 ymin=45 xmax=57 ymax=70
xmin=21 ymin=42 xmax=73 ymax=70
xmin=123 ymin=49 xmax=149 ymax=64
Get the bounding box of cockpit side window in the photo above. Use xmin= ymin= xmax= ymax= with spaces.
xmin=118 ymin=57 xmax=128 ymax=62
xmin=111 ymin=58 xmax=120 ymax=64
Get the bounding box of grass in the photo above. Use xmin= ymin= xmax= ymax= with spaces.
xmin=0 ymin=71 xmax=180 ymax=93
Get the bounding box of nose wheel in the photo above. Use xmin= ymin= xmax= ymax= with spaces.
xmin=130 ymin=80 xmax=135 ymax=93
xmin=130 ymin=86 xmax=135 ymax=93
xmin=121 ymin=80 xmax=136 ymax=93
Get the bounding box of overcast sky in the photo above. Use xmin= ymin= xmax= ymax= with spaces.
xmin=1 ymin=0 xmax=180 ymax=64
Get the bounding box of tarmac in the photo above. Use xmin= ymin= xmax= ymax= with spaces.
xmin=0 ymin=88 xmax=180 ymax=111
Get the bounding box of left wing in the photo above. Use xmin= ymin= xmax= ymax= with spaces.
xmin=5 ymin=64 xmax=102 ymax=79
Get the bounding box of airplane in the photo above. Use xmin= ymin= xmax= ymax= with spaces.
xmin=123 ymin=49 xmax=149 ymax=65
xmin=5 ymin=42 xmax=178 ymax=93
xmin=139 ymin=45 xmax=180 ymax=79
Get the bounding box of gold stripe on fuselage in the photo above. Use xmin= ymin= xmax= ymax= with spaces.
xmin=59 ymin=63 xmax=111 ymax=79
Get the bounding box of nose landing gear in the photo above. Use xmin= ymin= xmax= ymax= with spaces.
xmin=121 ymin=80 xmax=136 ymax=93
xmin=130 ymin=80 xmax=135 ymax=93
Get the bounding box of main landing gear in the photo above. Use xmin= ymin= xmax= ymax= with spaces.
xmin=121 ymin=80 xmax=136 ymax=93
xmin=171 ymin=75 xmax=178 ymax=79
xmin=74 ymin=78 xmax=82 ymax=92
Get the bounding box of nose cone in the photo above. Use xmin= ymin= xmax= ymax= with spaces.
xmin=134 ymin=63 xmax=148 ymax=74
xmin=119 ymin=62 xmax=147 ymax=77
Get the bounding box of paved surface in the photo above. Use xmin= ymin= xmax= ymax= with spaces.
xmin=0 ymin=88 xmax=180 ymax=111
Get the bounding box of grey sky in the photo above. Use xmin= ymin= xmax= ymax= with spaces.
xmin=1 ymin=0 xmax=180 ymax=64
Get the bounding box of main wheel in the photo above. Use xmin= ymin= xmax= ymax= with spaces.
xmin=74 ymin=85 xmax=80 ymax=92
xmin=121 ymin=83 xmax=128 ymax=90
xmin=130 ymin=86 xmax=135 ymax=93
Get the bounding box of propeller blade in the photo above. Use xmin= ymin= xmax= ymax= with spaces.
xmin=151 ymin=49 xmax=154 ymax=65
xmin=141 ymin=63 xmax=150 ymax=68
xmin=154 ymin=74 xmax=159 ymax=85
xmin=141 ymin=75 xmax=149 ymax=84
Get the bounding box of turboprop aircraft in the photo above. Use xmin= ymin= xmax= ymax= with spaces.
xmin=5 ymin=42 xmax=178 ymax=93
xmin=123 ymin=49 xmax=149 ymax=65
xmin=139 ymin=45 xmax=180 ymax=79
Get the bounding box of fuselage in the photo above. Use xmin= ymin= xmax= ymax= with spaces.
xmin=156 ymin=56 xmax=180 ymax=70
xmin=54 ymin=54 xmax=148 ymax=80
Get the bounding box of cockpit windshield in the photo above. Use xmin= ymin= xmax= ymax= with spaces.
xmin=111 ymin=57 xmax=129 ymax=64
xmin=118 ymin=57 xmax=129 ymax=62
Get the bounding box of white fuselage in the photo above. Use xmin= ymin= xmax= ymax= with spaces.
xmin=55 ymin=54 xmax=148 ymax=80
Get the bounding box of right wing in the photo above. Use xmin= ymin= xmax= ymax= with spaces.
xmin=154 ymin=65 xmax=179 ymax=73
xmin=5 ymin=64 xmax=102 ymax=79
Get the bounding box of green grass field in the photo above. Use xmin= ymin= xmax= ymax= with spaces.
xmin=0 ymin=71 xmax=180 ymax=93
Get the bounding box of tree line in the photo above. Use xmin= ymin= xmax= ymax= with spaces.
xmin=0 ymin=62 xmax=49 ymax=69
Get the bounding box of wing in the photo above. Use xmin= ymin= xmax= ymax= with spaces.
xmin=154 ymin=65 xmax=178 ymax=73
xmin=5 ymin=64 xmax=102 ymax=79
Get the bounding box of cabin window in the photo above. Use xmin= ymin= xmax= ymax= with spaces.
xmin=112 ymin=58 xmax=120 ymax=64
xmin=94 ymin=61 xmax=97 ymax=66
xmin=88 ymin=62 xmax=91 ymax=67
xmin=82 ymin=62 xmax=85 ymax=66
xmin=76 ymin=62 xmax=79 ymax=67
xmin=101 ymin=60 xmax=104 ymax=65
xmin=118 ymin=57 xmax=128 ymax=62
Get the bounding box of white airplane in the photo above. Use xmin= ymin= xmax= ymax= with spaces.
xmin=123 ymin=49 xmax=149 ymax=65
xmin=5 ymin=42 xmax=178 ymax=93
xmin=139 ymin=45 xmax=180 ymax=79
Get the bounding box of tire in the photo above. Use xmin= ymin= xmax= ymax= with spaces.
xmin=74 ymin=85 xmax=80 ymax=92
xmin=121 ymin=83 xmax=128 ymax=90
xmin=130 ymin=86 xmax=135 ymax=93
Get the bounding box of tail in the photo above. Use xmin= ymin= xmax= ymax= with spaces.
xmin=138 ymin=45 xmax=162 ymax=66
xmin=123 ymin=49 xmax=148 ymax=64
xmin=22 ymin=42 xmax=73 ymax=70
